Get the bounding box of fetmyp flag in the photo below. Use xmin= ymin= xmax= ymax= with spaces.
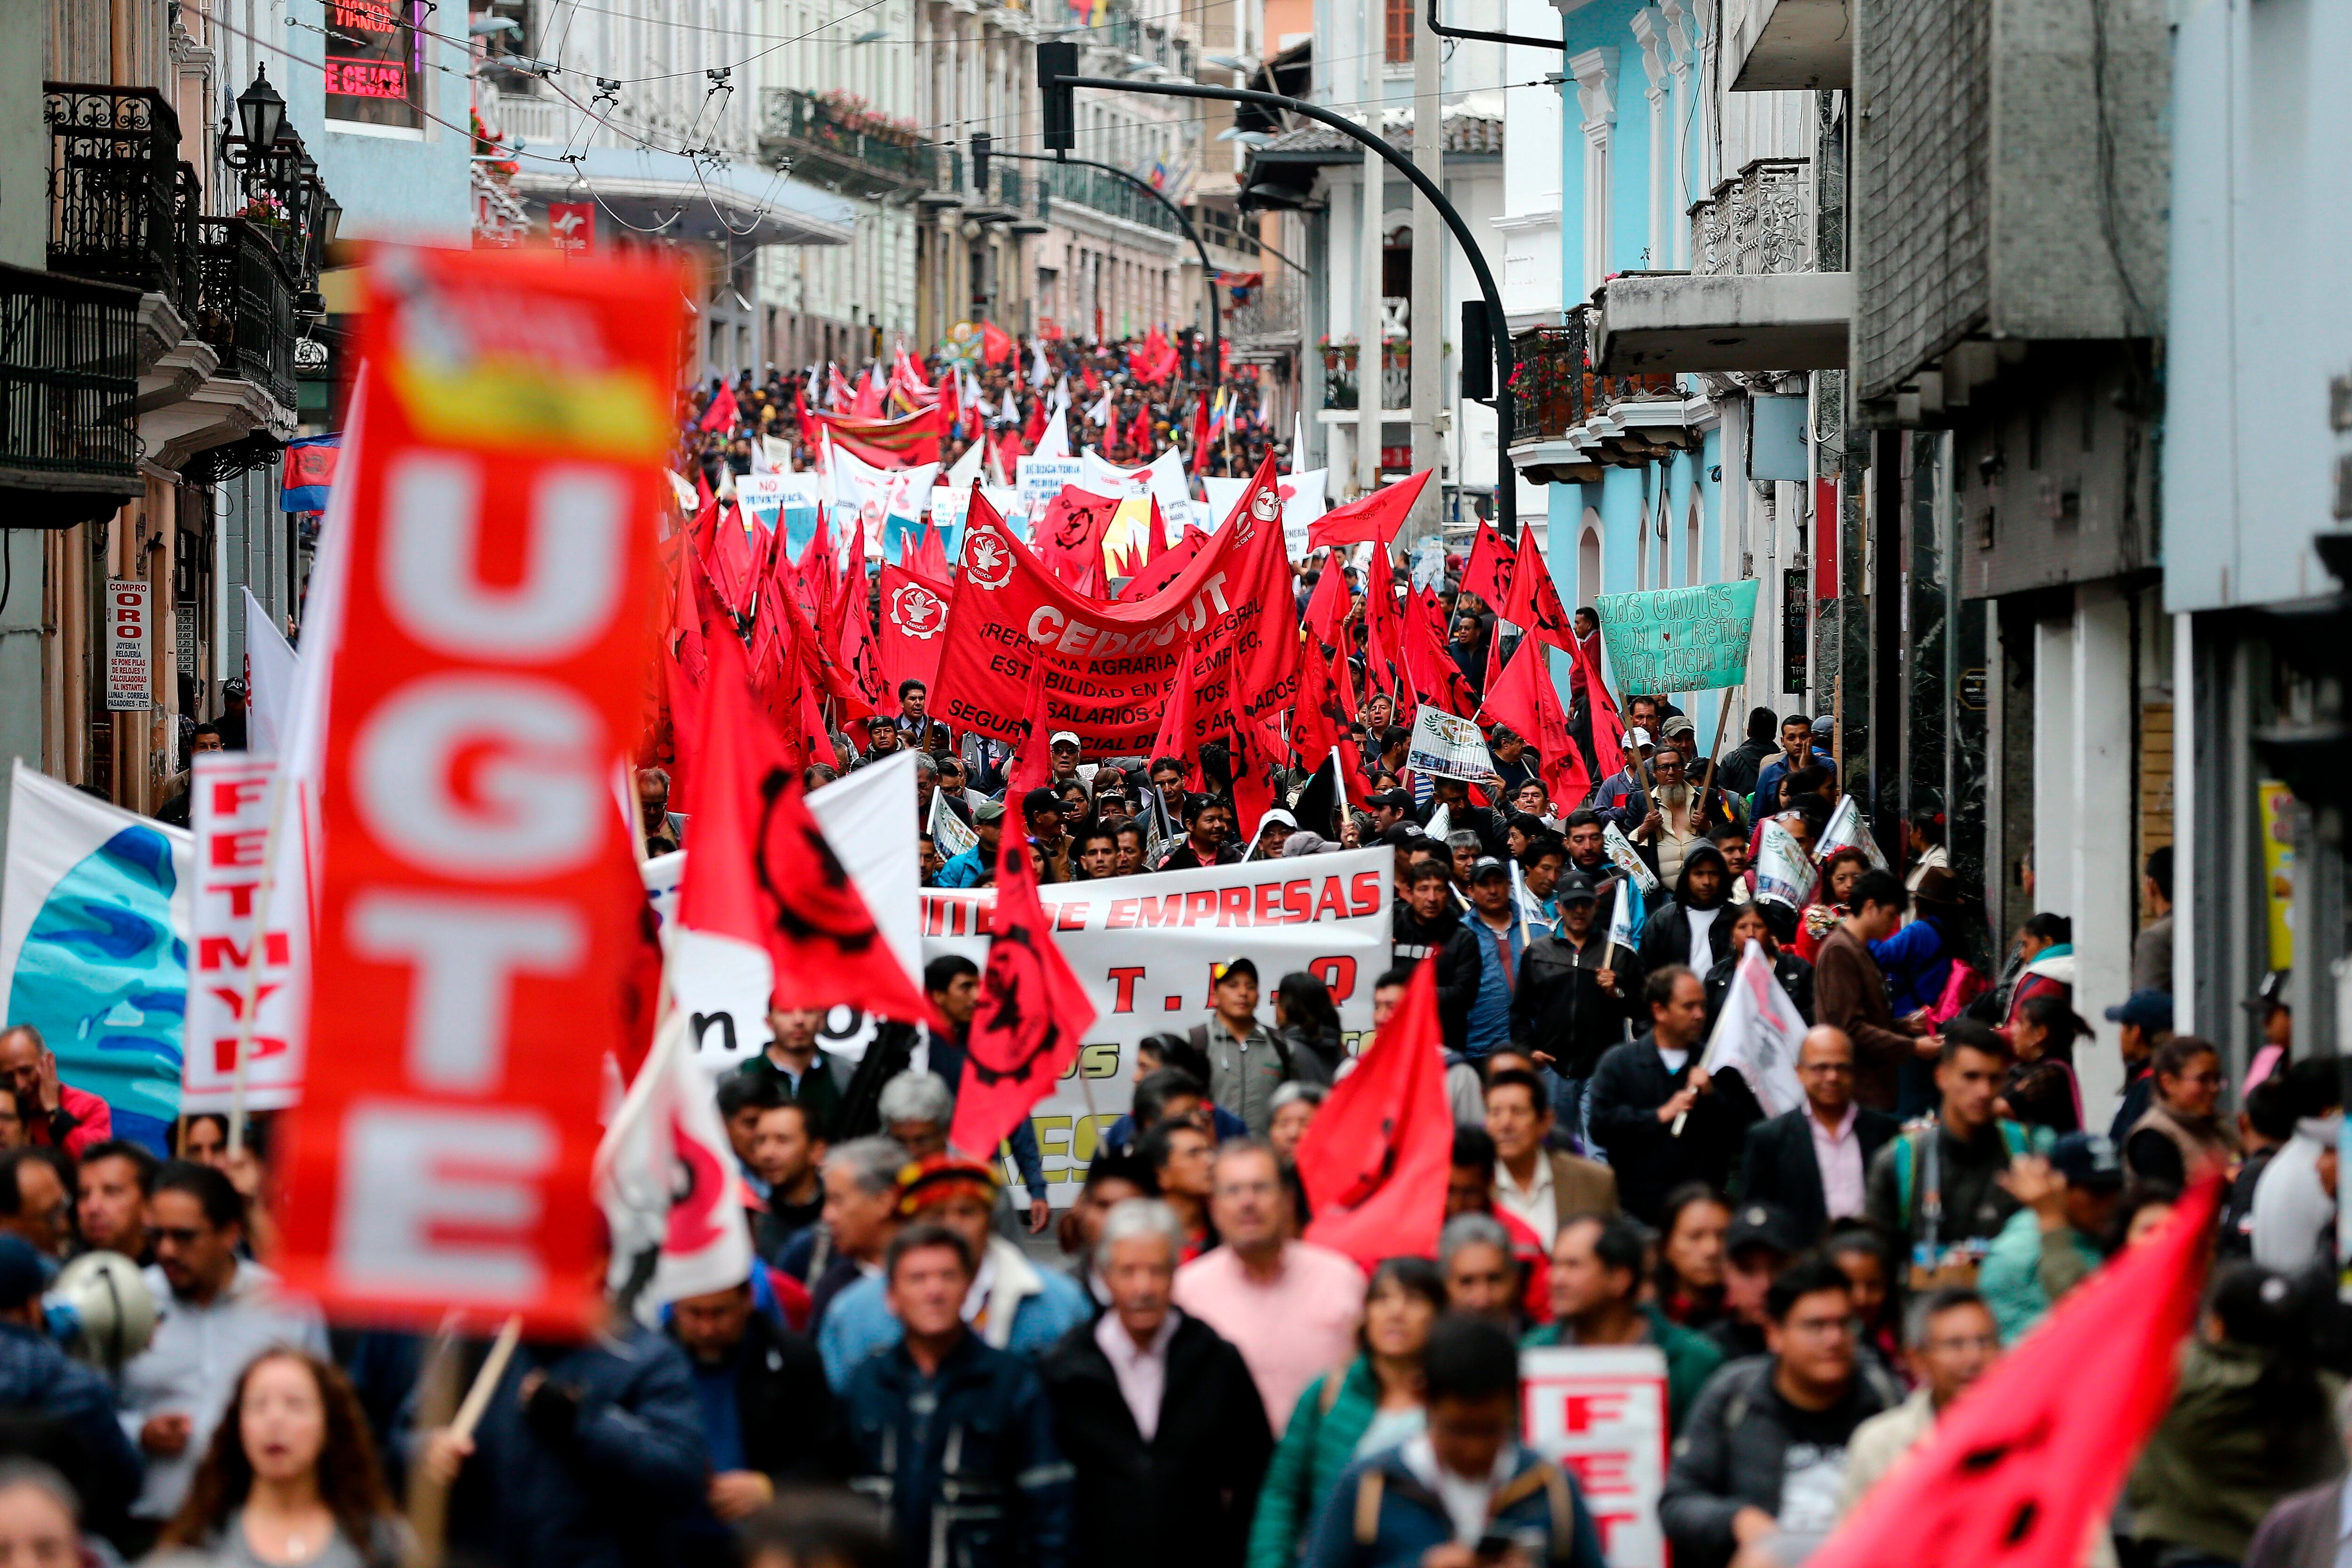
xmin=281 ymin=434 xmax=340 ymax=512
xmin=0 ymin=762 xmax=191 ymax=1148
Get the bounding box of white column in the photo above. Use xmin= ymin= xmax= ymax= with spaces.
xmin=1357 ymin=0 xmax=1385 ymax=500
xmin=1631 ymin=10 xmax=1669 ymax=269
xmin=1660 ymin=0 xmax=1694 ymax=267
xmin=1568 ymin=49 xmax=1618 ymax=296
xmin=2171 ymin=609 xmax=2198 ymax=1030
xmin=1408 ymin=0 xmax=1443 ymax=536
xmin=2032 ymin=615 xmax=2077 ymax=919
xmin=2071 ymin=585 xmax=2135 ymax=1119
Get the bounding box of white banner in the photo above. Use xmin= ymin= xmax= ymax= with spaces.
xmin=1406 ymin=705 xmax=1490 ymax=782
xmin=1081 ymin=447 xmax=1192 ymax=526
xmin=1016 ymin=456 xmax=1086 ymax=521
xmin=1699 ymin=939 xmax=1807 ymax=1115
xmin=928 ymin=787 xmax=977 ymax=860
xmin=1204 ymin=468 xmax=1327 ymax=561
xmin=645 ymin=844 xmax=1393 ymax=1202
xmin=1817 ymin=794 xmax=1889 ymax=871
xmin=183 ymin=754 xmax=302 ymax=1113
xmin=1521 ymin=1345 xmax=1670 ymax=1568
xmin=0 ymin=761 xmax=192 ymax=1146
xmin=241 ymin=588 xmax=298 ymax=755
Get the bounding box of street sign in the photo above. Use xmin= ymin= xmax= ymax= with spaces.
xmin=105 ymin=579 xmax=150 ymax=712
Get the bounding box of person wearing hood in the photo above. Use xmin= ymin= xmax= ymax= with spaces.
xmin=2002 ymin=914 xmax=2074 ymax=1028
xmin=1701 ymin=902 xmax=1814 ymax=1030
xmin=1637 ymin=842 xmax=1737 ymax=974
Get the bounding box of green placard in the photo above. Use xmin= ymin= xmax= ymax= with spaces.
xmin=1593 ymin=579 xmax=1762 ymax=693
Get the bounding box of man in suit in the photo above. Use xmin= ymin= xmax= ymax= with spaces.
xmin=1739 ymin=1027 xmax=1900 ymax=1245
xmin=1485 ymin=1068 xmax=1619 ymax=1247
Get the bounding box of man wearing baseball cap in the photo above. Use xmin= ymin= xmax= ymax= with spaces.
xmin=1461 ymin=858 xmax=1528 ymax=1059
xmin=2102 ymin=987 xmax=2174 ymax=1145
xmin=1511 ymin=869 xmax=1643 ymax=1147
xmin=1191 ymin=956 xmax=1324 ymax=1135
xmin=1588 ymin=728 xmax=1654 ymax=818
xmin=817 ymin=1153 xmax=1091 ymax=1387
xmin=1046 ymin=730 xmax=1084 ymax=788
xmin=1977 ymin=1130 xmax=2126 ymax=1341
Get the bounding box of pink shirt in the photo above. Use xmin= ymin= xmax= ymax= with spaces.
xmin=1808 ymin=1105 xmax=1866 ymax=1221
xmin=1172 ymin=1241 xmax=1363 ymax=1434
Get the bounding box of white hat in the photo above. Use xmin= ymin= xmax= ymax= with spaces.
xmin=1622 ymin=727 xmax=1653 ymax=750
xmin=1049 ymin=730 xmax=1081 ymax=748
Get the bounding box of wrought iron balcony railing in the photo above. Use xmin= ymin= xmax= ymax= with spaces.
xmin=759 ymin=88 xmax=937 ymax=194
xmin=1041 ymin=161 xmax=1179 ymax=234
xmin=45 ymin=84 xmax=183 ymax=300
xmin=0 ymin=261 xmax=143 ymax=524
xmin=1688 ymin=158 xmax=1812 ymax=279
xmin=1510 ymin=307 xmax=1680 ymax=447
xmin=186 ymin=218 xmax=296 ymax=413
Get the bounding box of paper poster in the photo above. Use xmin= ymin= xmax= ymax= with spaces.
xmin=1521 ymin=1346 xmax=1670 ymax=1568
xmin=105 ymin=579 xmax=150 ymax=712
xmin=1754 ymin=817 xmax=1819 ymax=909
xmin=1593 ymin=579 xmax=1761 ymax=694
xmin=1602 ymin=822 xmax=1661 ymax=895
xmin=1405 ymin=705 xmax=1490 ymax=781
xmin=1203 ymin=467 xmax=1328 ymax=560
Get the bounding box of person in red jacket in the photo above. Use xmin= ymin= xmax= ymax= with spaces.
xmin=0 ymin=1027 xmax=111 ymax=1156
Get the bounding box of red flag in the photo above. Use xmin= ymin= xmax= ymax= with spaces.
xmin=685 ymin=632 xmax=938 ymax=1027
xmin=1362 ymin=546 xmax=1402 ymax=702
xmin=878 ymin=561 xmax=953 ymax=697
xmin=1309 ymin=469 xmax=1430 ymax=549
xmin=1225 ymin=705 xmax=1280 ymax=836
xmin=699 ymin=380 xmax=739 ymax=432
xmin=811 ymin=406 xmax=943 ymax=469
xmin=1404 ymin=587 xmax=1478 ymax=718
xmin=916 ymin=521 xmax=953 ymax=582
xmin=1303 ymin=557 xmax=1352 ymax=650
xmin=1022 ymin=395 xmax=1047 ymax=447
xmin=980 ymin=320 xmax=1016 ymax=367
xmin=1480 ymin=638 xmax=1590 ymax=812
xmin=1570 ymin=626 xmax=1623 ymax=763
xmin=850 ymin=368 xmax=885 ymax=419
xmin=1295 ymin=955 xmax=1453 ymax=1266
xmin=947 ymin=665 xmax=1099 ymax=1159
xmin=1117 ymin=524 xmax=1206 ymax=603
xmin=1293 ymin=628 xmax=1357 ymax=775
xmin=1501 ymin=529 xmax=1576 ymax=655
xmin=1034 ymin=485 xmax=1120 ymax=587
xmin=1460 ymin=522 xmax=1518 ymax=609
xmin=1809 ymin=1176 xmax=2224 ymax=1568
xmin=1190 ymin=394 xmax=1212 ymax=476
xmin=1147 ymin=640 xmax=1202 ymax=784
xmin=839 ymin=571 xmax=889 ymax=712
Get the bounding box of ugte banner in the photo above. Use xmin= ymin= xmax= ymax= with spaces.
xmin=184 ymin=754 xmax=303 ymax=1113
xmin=652 ymin=846 xmax=1393 ymax=1204
xmin=1521 ymin=1345 xmax=1670 ymax=1568
xmin=1404 ymin=705 xmax=1491 ymax=781
xmin=278 ymin=246 xmax=678 ymax=1334
xmin=1593 ymin=579 xmax=1760 ymax=694
xmin=931 ymin=463 xmax=1300 ymax=755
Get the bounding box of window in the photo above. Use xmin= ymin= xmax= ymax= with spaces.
xmin=1579 ymin=515 xmax=1601 ymax=604
xmin=1385 ymin=0 xmax=1413 ymax=63
xmin=325 ymin=0 xmax=426 ymax=127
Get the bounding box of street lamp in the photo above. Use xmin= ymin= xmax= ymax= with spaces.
xmin=235 ymin=67 xmax=286 ymax=153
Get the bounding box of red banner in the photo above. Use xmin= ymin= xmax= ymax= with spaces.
xmin=278 ymin=247 xmax=678 ymax=1335
xmin=932 ymin=454 xmax=1299 ymax=756
xmin=878 ymin=562 xmax=952 ymax=698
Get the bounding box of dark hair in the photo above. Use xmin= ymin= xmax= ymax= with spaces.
xmin=1746 ymin=707 xmax=1778 ymax=742
xmin=1149 ymin=756 xmax=1186 ymax=779
xmin=1361 ymin=1256 xmax=1449 ymax=1350
xmin=885 ymin=1221 xmax=974 ymax=1281
xmin=1081 ymin=1152 xmax=1154 ymax=1195
xmin=2144 ymin=844 xmax=2173 ymax=902
xmin=2108 ymin=1180 xmax=2181 ymax=1252
xmin=2152 ymin=1034 xmax=2220 ymax=1082
xmin=1451 ymin=1125 xmax=1497 ymax=1169
xmin=1073 ymin=825 xmax=1119 ymax=857
xmin=717 ymin=1074 xmax=789 ymax=1121
xmin=1645 ymin=964 xmax=1698 ymax=1012
xmin=78 ymin=1140 xmax=159 ymax=1195
xmin=1375 ymin=966 xmax=1416 ymax=992
xmin=1482 ymin=1069 xmax=1549 ymax=1115
xmin=2243 ymin=1076 xmax=2299 ymax=1144
xmin=1421 ymin=1314 xmax=1522 ymax=1405
xmin=897 ymin=678 xmax=926 ymax=699
xmin=1907 ymin=1285 xmax=1991 ymax=1347
xmin=2017 ymin=994 xmax=2093 ymax=1060
xmin=1939 ymin=1018 xmax=2011 ymax=1066
xmin=1765 ymin=1255 xmax=1853 ymax=1323
xmin=1519 ymin=836 xmax=1567 ymax=869
xmin=2207 ymin=1261 xmax=2332 ymax=1465
xmin=1403 ymin=860 xmax=1451 ymax=888
xmin=739 ymin=1489 xmax=895 ymax=1568
xmin=1563 ymin=808 xmax=1602 ymax=834
xmin=173 ymin=1113 xmax=231 ymax=1159
xmin=159 ymin=1349 xmax=392 ymax=1553
xmin=1849 ymin=869 xmax=1909 ymax=915
xmin=1132 ymin=1069 xmax=1207 ymax=1133
xmin=1822 ymin=1220 xmax=1892 ymax=1289
xmin=1781 ymin=713 xmax=1814 ymax=733
xmin=2023 ymin=912 xmax=2072 ymax=944
xmin=1137 ymin=1032 xmax=1210 ymax=1083
xmin=0 ymin=1150 xmax=65 ymax=1218
xmin=923 ymin=954 xmax=979 ymax=995
xmin=1820 ymin=845 xmax=1873 ymax=887
xmin=1276 ymin=972 xmax=1340 ymax=1034
xmin=1560 ymin=1213 xmax=1647 ymax=1282
xmin=1136 ymin=1116 xmax=1208 ymax=1179
xmin=2280 ymin=1057 xmax=2344 ymax=1119
xmin=153 ymin=1162 xmax=244 ymax=1232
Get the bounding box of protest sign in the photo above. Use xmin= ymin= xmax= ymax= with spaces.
xmin=1700 ymin=939 xmax=1808 ymax=1114
xmin=1404 ymin=705 xmax=1490 ymax=781
xmin=931 ymin=460 xmax=1300 ymax=755
xmin=1818 ymin=795 xmax=1889 ymax=870
xmin=1521 ymin=1345 xmax=1670 ymax=1568
xmin=279 ymin=247 xmax=680 ymax=1334
xmin=1081 ymin=446 xmax=1193 ymax=525
xmin=929 ymin=788 xmax=978 ymax=860
xmin=1593 ymin=579 xmax=1761 ymax=694
xmin=1016 ymin=455 xmax=1085 ymax=521
xmin=0 ymin=760 xmax=191 ymax=1149
xmin=1204 ymin=468 xmax=1328 ymax=560
xmin=1754 ymin=818 xmax=1819 ymax=908
xmin=183 ymin=755 xmax=302 ymax=1114
xmin=1602 ymin=822 xmax=1661 ymax=895
xmin=243 ymin=588 xmax=298 ymax=754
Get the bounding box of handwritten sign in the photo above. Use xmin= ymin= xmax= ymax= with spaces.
xmin=1521 ymin=1345 xmax=1669 ymax=1568
xmin=1594 ymin=579 xmax=1761 ymax=693
xmin=1405 ymin=705 xmax=1489 ymax=781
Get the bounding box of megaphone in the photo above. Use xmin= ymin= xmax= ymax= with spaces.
xmin=42 ymin=1252 xmax=155 ymax=1370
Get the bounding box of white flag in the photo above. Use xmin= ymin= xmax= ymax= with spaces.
xmin=1698 ymin=939 xmax=1808 ymax=1116
xmin=1034 ymin=403 xmax=1071 ymax=459
xmin=1086 ymin=389 xmax=1113 ymax=427
xmin=1031 ymin=340 xmax=1051 ymax=387
xmin=1602 ymin=822 xmax=1661 ymax=895
xmin=1604 ymin=871 xmax=1642 ymax=959
xmin=598 ymin=1008 xmax=755 ymax=1320
xmin=1818 ymin=795 xmax=1889 ymax=871
xmin=928 ymin=786 xmax=978 ymax=861
xmin=240 ymin=587 xmax=298 ymax=756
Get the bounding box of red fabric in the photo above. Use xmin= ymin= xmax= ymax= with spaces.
xmin=877 ymin=562 xmax=953 ymax=697
xmin=1500 ymin=530 xmax=1577 ymax=656
xmin=1490 ymin=1204 xmax=1552 ymax=1323
xmin=1033 ymin=486 xmax=1122 ymax=588
xmin=793 ymin=388 xmax=822 ymax=452
xmin=1022 ymin=395 xmax=1047 ymax=446
xmin=698 ymin=381 xmax=739 ymax=432
xmin=838 ymin=571 xmax=889 ymax=713
xmin=811 ymin=407 xmax=942 ymax=469
xmin=850 ymin=367 xmax=885 ymax=419
xmin=1569 ymin=629 xmax=1622 ymax=762
xmin=1362 ymin=548 xmax=1402 ymax=705
xmin=1403 ymin=587 xmax=1478 ymax=719
xmin=1810 ymin=1176 xmax=2224 ymax=1568
xmin=1309 ymin=470 xmax=1430 ymax=549
xmin=683 ymin=632 xmax=937 ymax=1027
xmin=1295 ymin=955 xmax=1454 ymax=1266
xmin=1293 ymin=628 xmax=1358 ymax=776
xmin=25 ymin=1083 xmax=112 ymax=1156
xmin=1190 ymin=395 xmax=1212 ymax=476
xmin=1117 ymin=523 xmax=1204 ymax=603
xmin=1481 ymin=637 xmax=1591 ymax=813
xmin=1303 ymin=554 xmax=1352 ymax=650
xmin=1147 ymin=639 xmax=1202 ymax=785
xmin=1460 ymin=522 xmax=1517 ymax=608
xmin=980 ymin=320 xmax=1015 ymax=367
xmin=769 ymin=1266 xmax=811 ymax=1334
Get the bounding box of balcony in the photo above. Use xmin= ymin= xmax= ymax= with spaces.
xmin=45 ymin=85 xmax=182 ymax=299
xmin=759 ymin=88 xmax=937 ymax=199
xmin=0 ymin=262 xmax=144 ymax=527
xmin=1041 ymin=161 xmax=1180 ymax=235
xmin=1228 ymin=268 xmax=1303 ymax=359
xmin=1591 ymin=158 xmax=1852 ymax=375
xmin=139 ymin=216 xmax=298 ymax=471
xmin=1509 ymin=307 xmax=1696 ymax=483
xmin=1724 ymin=0 xmax=1851 ymax=91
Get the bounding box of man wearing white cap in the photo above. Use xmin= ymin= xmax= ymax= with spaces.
xmin=1245 ymin=808 xmax=1296 ymax=860
xmin=1047 ymin=730 xmax=1086 ymax=790
xmin=1586 ymin=728 xmax=1655 ymax=818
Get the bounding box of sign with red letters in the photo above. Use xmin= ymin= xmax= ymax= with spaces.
xmin=185 ymin=754 xmax=300 ymax=1111
xmin=277 ymin=246 xmax=680 ymax=1333
xmin=105 ymin=579 xmax=150 ymax=712
xmin=1521 ymin=1346 xmax=1670 ymax=1568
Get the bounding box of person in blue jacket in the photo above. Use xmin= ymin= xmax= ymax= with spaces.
xmin=1302 ymin=1316 xmax=1605 ymax=1568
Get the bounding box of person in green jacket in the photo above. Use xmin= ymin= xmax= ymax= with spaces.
xmin=1979 ymin=1132 xmax=2125 ymax=1341
xmin=1246 ymin=1258 xmax=1446 ymax=1568
xmin=1522 ymin=1212 xmax=1724 ymax=1431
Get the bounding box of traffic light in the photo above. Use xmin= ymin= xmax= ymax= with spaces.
xmin=970 ymin=131 xmax=993 ymax=193
xmin=2252 ymin=532 xmax=2352 ymax=845
xmin=1039 ymin=41 xmax=1078 ymax=151
xmin=1460 ymin=300 xmax=1493 ymax=401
